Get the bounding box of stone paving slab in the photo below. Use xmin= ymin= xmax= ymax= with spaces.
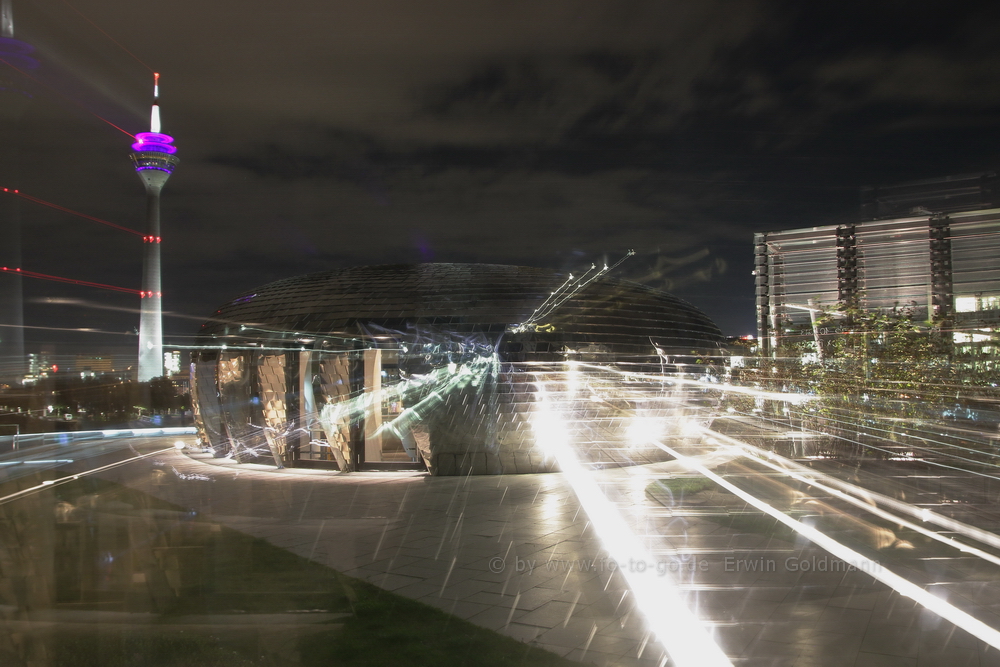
xmin=94 ymin=445 xmax=1000 ymax=667
xmin=105 ymin=451 xmax=669 ymax=666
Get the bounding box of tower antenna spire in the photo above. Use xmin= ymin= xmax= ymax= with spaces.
xmin=150 ymin=72 xmax=160 ymax=133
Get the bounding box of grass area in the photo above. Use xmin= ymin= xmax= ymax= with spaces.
xmin=51 ymin=583 xmax=579 ymax=667
xmin=0 ymin=474 xmax=581 ymax=667
xmin=646 ymin=476 xmax=800 ymax=541
xmin=52 ymin=634 xmax=288 ymax=667
xmin=710 ymin=511 xmax=799 ymax=543
xmin=301 ymin=587 xmax=579 ymax=667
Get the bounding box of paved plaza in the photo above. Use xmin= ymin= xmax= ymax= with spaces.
xmin=88 ymin=436 xmax=1000 ymax=667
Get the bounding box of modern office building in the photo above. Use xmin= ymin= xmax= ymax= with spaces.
xmin=74 ymin=355 xmax=114 ymax=377
xmin=191 ymin=263 xmax=724 ymax=475
xmin=754 ymin=173 xmax=1000 ymax=356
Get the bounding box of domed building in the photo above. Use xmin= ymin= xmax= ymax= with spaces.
xmin=191 ymin=263 xmax=724 ymax=475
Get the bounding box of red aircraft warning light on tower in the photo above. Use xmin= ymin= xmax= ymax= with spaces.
xmin=131 ymin=73 xmax=178 ymax=382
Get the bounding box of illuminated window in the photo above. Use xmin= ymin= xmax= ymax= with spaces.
xmin=163 ymin=351 xmax=181 ymax=374
xmin=955 ymin=295 xmax=1000 ymax=312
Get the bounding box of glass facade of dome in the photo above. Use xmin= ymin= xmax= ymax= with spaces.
xmin=192 ymin=263 xmax=724 ymax=475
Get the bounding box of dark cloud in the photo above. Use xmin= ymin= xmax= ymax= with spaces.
xmin=208 ymin=127 xmax=392 ymax=204
xmin=4 ymin=0 xmax=1000 ymax=349
xmin=422 ymin=53 xmax=677 ymax=140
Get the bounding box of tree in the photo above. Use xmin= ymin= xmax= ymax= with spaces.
xmin=148 ymin=376 xmax=186 ymax=412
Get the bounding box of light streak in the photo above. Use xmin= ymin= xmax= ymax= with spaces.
xmin=519 ymin=359 xmax=1000 ymax=653
xmin=59 ymin=0 xmax=155 ymax=73
xmin=0 ymin=322 xmax=132 ymax=335
xmin=36 ymin=297 xmax=215 ymax=323
xmin=509 ymin=250 xmax=635 ymax=333
xmin=701 ymin=427 xmax=1000 ymax=566
xmin=571 ymin=361 xmax=813 ymax=404
xmin=0 ymin=58 xmax=135 ymax=137
xmin=785 ymin=404 xmax=1000 ymax=466
xmin=202 ymin=355 xmax=497 ymax=465
xmin=766 ymin=406 xmax=1000 ymax=482
xmin=707 ymin=425 xmax=1000 ymax=554
xmin=3 ymin=188 xmax=141 ymax=235
xmin=531 ymin=380 xmax=732 ymax=667
xmin=0 ymin=266 xmax=141 ymax=295
xmin=173 ymin=299 xmax=1000 ymax=662
xmin=649 ymin=436 xmax=1000 ymax=650
xmin=0 ymin=446 xmax=174 ymax=506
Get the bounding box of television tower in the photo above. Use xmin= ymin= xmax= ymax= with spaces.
xmin=131 ymin=73 xmax=178 ymax=381
xmin=0 ymin=0 xmax=37 ymax=384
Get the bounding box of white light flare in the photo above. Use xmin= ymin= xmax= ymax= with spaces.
xmin=566 ymin=359 xmax=581 ymax=397
xmin=627 ymin=416 xmax=662 ymax=448
xmin=652 ymin=436 xmax=1000 ymax=650
xmin=530 ymin=381 xmax=732 ymax=667
xmin=572 ymin=361 xmax=813 ymax=405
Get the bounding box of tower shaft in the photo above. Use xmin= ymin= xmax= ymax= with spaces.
xmin=137 ymin=188 xmax=163 ymax=381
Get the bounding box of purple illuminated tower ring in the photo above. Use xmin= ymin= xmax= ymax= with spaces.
xmin=130 ymin=96 xmax=178 ymax=381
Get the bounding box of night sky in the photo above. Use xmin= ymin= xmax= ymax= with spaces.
xmin=4 ymin=0 xmax=1000 ymax=357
